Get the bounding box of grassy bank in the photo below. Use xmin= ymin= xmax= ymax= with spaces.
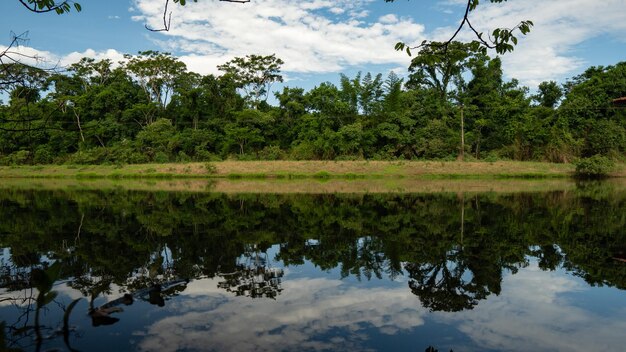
xmin=1 ymin=177 xmax=607 ymax=194
xmin=0 ymin=160 xmax=624 ymax=179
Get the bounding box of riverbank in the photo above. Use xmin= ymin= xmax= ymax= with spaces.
xmin=5 ymin=177 xmax=617 ymax=194
xmin=0 ymin=160 xmax=624 ymax=179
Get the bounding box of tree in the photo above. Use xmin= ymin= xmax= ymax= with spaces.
xmin=382 ymin=71 xmax=404 ymax=114
xmin=559 ymin=63 xmax=626 ymax=157
xmin=534 ymin=81 xmax=562 ymax=108
xmin=223 ymin=109 xmax=273 ymax=155
xmin=406 ymin=41 xmax=478 ymax=101
xmin=462 ymin=56 xmax=504 ymax=158
xmin=124 ymin=51 xmax=187 ymax=112
xmin=217 ymin=54 xmax=284 ymax=110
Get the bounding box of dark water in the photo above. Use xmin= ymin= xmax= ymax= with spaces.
xmin=1 ymin=184 xmax=625 ymax=352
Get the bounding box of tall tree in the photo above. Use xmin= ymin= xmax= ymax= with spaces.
xmin=217 ymin=54 xmax=284 ymax=110
xmin=406 ymin=41 xmax=478 ymax=102
xmin=124 ymin=51 xmax=187 ymax=113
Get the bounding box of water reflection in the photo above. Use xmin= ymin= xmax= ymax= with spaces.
xmin=0 ymin=183 xmax=625 ymax=351
xmin=218 ymin=247 xmax=284 ymax=299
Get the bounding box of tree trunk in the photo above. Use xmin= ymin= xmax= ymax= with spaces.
xmin=73 ymin=109 xmax=85 ymax=143
xmin=459 ymin=106 xmax=465 ymax=161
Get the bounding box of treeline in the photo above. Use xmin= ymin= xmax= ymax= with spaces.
xmin=0 ymin=46 xmax=625 ymax=165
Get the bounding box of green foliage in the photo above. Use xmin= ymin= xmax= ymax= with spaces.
xmin=20 ymin=0 xmax=82 ymax=14
xmin=1 ymin=49 xmax=624 ymax=164
xmin=3 ymin=150 xmax=32 ymax=165
xmin=136 ymin=118 xmax=177 ymax=160
xmin=534 ymin=81 xmax=563 ymax=108
xmin=154 ymin=151 xmax=170 ymax=163
xmin=559 ymin=63 xmax=626 ymax=157
xmin=218 ymin=54 xmax=284 ymax=109
xmin=258 ymin=145 xmax=286 ymax=160
xmin=574 ymin=155 xmax=615 ymax=178
xmin=177 ymin=151 xmax=192 ymax=162
xmin=290 ymin=142 xmax=317 ymax=160
xmin=33 ymin=146 xmax=54 ymax=164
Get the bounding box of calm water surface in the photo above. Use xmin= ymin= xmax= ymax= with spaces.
xmin=1 ymin=183 xmax=625 ymax=351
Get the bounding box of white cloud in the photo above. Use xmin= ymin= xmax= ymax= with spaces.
xmin=438 ymin=263 xmax=626 ymax=352
xmin=5 ymin=0 xmax=625 ymax=89
xmin=131 ymin=0 xmax=425 ymax=76
xmin=0 ymin=44 xmax=59 ymax=68
xmin=435 ymin=0 xmax=626 ymax=87
xmin=61 ymin=48 xmax=126 ymax=66
xmin=379 ymin=14 xmax=399 ymax=24
xmin=135 ymin=277 xmax=425 ymax=352
xmin=0 ymin=45 xmax=126 ymax=70
xmin=131 ymin=263 xmax=626 ymax=352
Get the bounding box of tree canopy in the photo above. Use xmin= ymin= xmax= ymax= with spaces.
xmin=1 ymin=46 xmax=624 ymax=164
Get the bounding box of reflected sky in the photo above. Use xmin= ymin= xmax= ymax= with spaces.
xmin=121 ymin=259 xmax=626 ymax=352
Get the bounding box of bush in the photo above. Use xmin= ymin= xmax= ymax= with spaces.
xmin=258 ymin=145 xmax=286 ymax=160
xmin=483 ymin=153 xmax=499 ymax=163
xmin=177 ymin=151 xmax=192 ymax=162
xmin=65 ymin=149 xmax=103 ymax=164
xmin=33 ymin=146 xmax=54 ymax=164
xmin=195 ymin=149 xmax=221 ymax=162
xmin=154 ymin=152 xmax=170 ymax=163
xmin=0 ymin=151 xmax=31 ymax=166
xmin=574 ymin=155 xmax=615 ymax=178
xmin=290 ymin=142 xmax=317 ymax=160
xmin=10 ymin=150 xmax=32 ymax=165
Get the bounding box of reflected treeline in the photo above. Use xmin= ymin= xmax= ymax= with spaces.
xmin=1 ymin=185 xmax=625 ymax=314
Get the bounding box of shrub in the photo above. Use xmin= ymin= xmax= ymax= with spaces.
xmin=204 ymin=162 xmax=217 ymax=174
xmin=290 ymin=142 xmax=317 ymax=160
xmin=258 ymin=145 xmax=286 ymax=160
xmin=154 ymin=152 xmax=170 ymax=163
xmin=483 ymin=153 xmax=499 ymax=163
xmin=177 ymin=151 xmax=191 ymax=162
xmin=5 ymin=150 xmax=32 ymax=165
xmin=574 ymin=155 xmax=615 ymax=178
xmin=33 ymin=147 xmax=54 ymax=164
xmin=195 ymin=146 xmax=221 ymax=161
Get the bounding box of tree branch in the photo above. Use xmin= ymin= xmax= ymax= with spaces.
xmin=391 ymin=0 xmax=533 ymax=56
xmin=17 ymin=0 xmax=79 ymax=14
xmin=146 ymin=0 xmax=251 ymax=32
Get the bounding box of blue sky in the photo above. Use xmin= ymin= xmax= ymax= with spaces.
xmin=2 ymin=0 xmax=625 ymax=92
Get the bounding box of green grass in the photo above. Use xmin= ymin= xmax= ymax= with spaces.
xmin=0 ymin=160 xmax=623 ymax=180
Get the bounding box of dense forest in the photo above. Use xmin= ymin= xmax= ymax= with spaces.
xmin=0 ymin=46 xmax=625 ymax=165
